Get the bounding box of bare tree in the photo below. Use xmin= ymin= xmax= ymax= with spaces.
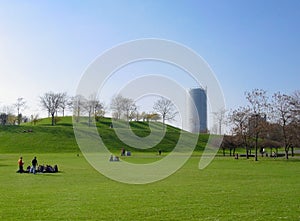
xmin=245 ymin=89 xmax=269 ymax=161
xmin=14 ymin=98 xmax=26 ymax=125
xmin=290 ymin=90 xmax=300 ymax=124
xmin=221 ymin=135 xmax=239 ymax=156
xmin=289 ymin=90 xmax=300 ymax=155
xmin=70 ymin=95 xmax=86 ymax=123
xmin=83 ymin=94 xmax=105 ymax=126
xmin=141 ymin=111 xmax=147 ymax=121
xmin=40 ymin=92 xmax=65 ymax=126
xmin=94 ymin=101 xmax=105 ymax=121
xmin=212 ymin=108 xmax=227 ymax=135
xmin=124 ymin=99 xmax=136 ymax=121
xmin=59 ymin=92 xmax=68 ymax=117
xmin=110 ymin=95 xmax=124 ymax=120
xmin=0 ymin=113 xmax=8 ymax=125
xmin=271 ymin=92 xmax=294 ymax=159
xmin=128 ymin=106 xmax=138 ymax=121
xmin=85 ymin=94 xmax=97 ymax=126
xmin=153 ymin=97 xmax=178 ymax=125
xmin=0 ymin=105 xmax=15 ymax=125
xmin=31 ymin=114 xmax=40 ymax=126
xmin=229 ymin=106 xmax=251 ymax=158
xmin=110 ymin=95 xmax=135 ymax=121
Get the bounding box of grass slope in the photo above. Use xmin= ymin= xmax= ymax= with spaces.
xmin=0 ymin=118 xmax=77 ymax=153
xmin=0 ymin=117 xmax=209 ymax=153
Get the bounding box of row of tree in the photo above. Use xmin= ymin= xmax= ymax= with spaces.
xmin=0 ymin=98 xmax=27 ymax=126
xmin=110 ymin=94 xmax=178 ymax=124
xmin=0 ymin=92 xmax=178 ymax=127
xmin=0 ymin=93 xmax=105 ymax=126
xmin=39 ymin=92 xmax=107 ymax=126
xmin=40 ymin=93 xmax=178 ymax=126
xmin=222 ymin=89 xmax=300 ymax=160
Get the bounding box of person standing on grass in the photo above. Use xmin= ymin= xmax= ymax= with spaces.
xmin=31 ymin=156 xmax=38 ymax=174
xmin=17 ymin=156 xmax=24 ymax=173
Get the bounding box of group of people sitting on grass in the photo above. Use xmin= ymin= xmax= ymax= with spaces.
xmin=121 ymin=148 xmax=131 ymax=156
xmin=16 ymin=156 xmax=58 ymax=174
xmin=109 ymin=148 xmax=133 ymax=162
xmin=109 ymin=155 xmax=120 ymax=162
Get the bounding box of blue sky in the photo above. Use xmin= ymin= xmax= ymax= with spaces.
xmin=0 ymin=0 xmax=299 ymax=124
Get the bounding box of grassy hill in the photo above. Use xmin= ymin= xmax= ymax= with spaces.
xmin=0 ymin=116 xmax=209 ymax=153
xmin=0 ymin=117 xmax=77 ymax=153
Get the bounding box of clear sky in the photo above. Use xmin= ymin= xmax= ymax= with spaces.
xmin=0 ymin=0 xmax=299 ymax=124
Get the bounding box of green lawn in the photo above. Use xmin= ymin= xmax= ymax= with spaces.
xmin=0 ymin=153 xmax=299 ymax=221
xmin=0 ymin=117 xmax=299 ymax=220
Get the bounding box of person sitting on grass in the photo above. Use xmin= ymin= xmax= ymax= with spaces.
xmin=26 ymin=165 xmax=31 ymax=173
xmin=114 ymin=156 xmax=120 ymax=161
xmin=45 ymin=165 xmax=56 ymax=173
xmin=37 ymin=165 xmax=44 ymax=173
xmin=54 ymin=165 xmax=58 ymax=173
xmin=109 ymin=155 xmax=120 ymax=162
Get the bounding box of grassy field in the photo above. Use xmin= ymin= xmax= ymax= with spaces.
xmin=0 ymin=153 xmax=299 ymax=221
xmin=0 ymin=117 xmax=299 ymax=220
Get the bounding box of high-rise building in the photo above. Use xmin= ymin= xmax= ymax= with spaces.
xmin=186 ymin=88 xmax=207 ymax=133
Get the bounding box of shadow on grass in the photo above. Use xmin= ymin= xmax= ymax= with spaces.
xmin=35 ymin=173 xmax=63 ymax=176
xmin=17 ymin=171 xmax=64 ymax=176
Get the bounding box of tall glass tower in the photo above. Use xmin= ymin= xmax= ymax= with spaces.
xmin=187 ymin=88 xmax=207 ymax=133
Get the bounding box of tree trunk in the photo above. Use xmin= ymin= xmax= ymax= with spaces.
xmin=17 ymin=108 xmax=21 ymax=125
xmin=285 ymin=149 xmax=289 ymax=160
xmin=291 ymin=147 xmax=294 ymax=157
xmin=51 ymin=113 xmax=55 ymax=126
xmin=255 ymin=134 xmax=258 ymax=161
xmin=76 ymin=108 xmax=80 ymax=123
xmin=88 ymin=111 xmax=91 ymax=127
xmin=223 ymin=148 xmax=225 ymax=156
xmin=17 ymin=114 xmax=22 ymax=125
xmin=255 ymin=148 xmax=258 ymax=161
